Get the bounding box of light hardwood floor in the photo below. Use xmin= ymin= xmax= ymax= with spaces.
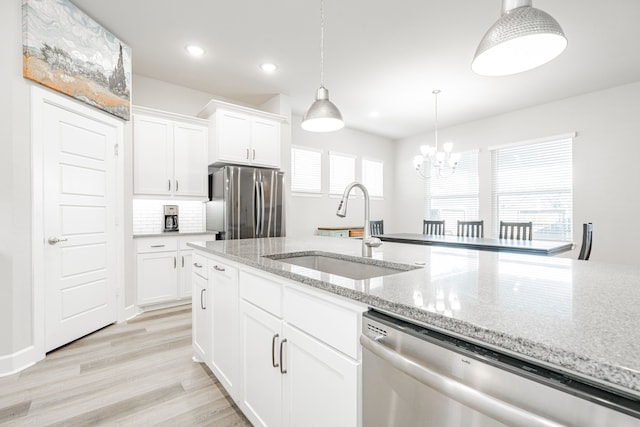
xmin=0 ymin=305 xmax=251 ymax=426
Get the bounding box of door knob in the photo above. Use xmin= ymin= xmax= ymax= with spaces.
xmin=48 ymin=237 xmax=68 ymax=245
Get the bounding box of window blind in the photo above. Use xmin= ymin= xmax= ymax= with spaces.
xmin=329 ymin=152 xmax=356 ymax=195
xmin=491 ymin=137 xmax=573 ymax=241
xmin=291 ymin=146 xmax=322 ymax=193
xmin=362 ymin=158 xmax=384 ymax=198
xmin=425 ymin=150 xmax=479 ymax=235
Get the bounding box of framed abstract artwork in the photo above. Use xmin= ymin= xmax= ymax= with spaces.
xmin=22 ymin=0 xmax=132 ymax=120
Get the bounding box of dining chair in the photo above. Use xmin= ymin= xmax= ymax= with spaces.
xmin=423 ymin=220 xmax=445 ymax=235
xmin=457 ymin=220 xmax=484 ymax=238
xmin=578 ymin=222 xmax=593 ymax=260
xmin=499 ymin=221 xmax=533 ymax=240
xmin=370 ymin=220 xmax=384 ymax=236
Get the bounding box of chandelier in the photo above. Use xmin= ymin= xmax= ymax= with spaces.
xmin=413 ymin=90 xmax=460 ymax=178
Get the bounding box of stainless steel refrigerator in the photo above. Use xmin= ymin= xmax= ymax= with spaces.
xmin=206 ymin=165 xmax=285 ymax=239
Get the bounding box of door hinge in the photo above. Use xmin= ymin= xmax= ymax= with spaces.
xmin=114 ymin=143 xmax=119 ymax=156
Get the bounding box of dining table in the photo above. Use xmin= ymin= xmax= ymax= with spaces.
xmin=375 ymin=233 xmax=573 ymax=256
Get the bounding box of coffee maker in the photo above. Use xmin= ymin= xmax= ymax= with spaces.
xmin=163 ymin=205 xmax=179 ymax=232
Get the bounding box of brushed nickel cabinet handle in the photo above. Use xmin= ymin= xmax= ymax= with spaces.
xmin=246 ymin=148 xmax=250 ymax=159
xmin=150 ymin=244 xmax=165 ymax=248
xmin=182 ymin=255 xmax=184 ymax=268
xmin=252 ymin=149 xmax=256 ymax=160
xmin=174 ymin=256 xmax=177 ymax=269
xmin=200 ymin=288 xmax=206 ymax=310
xmin=279 ymin=338 xmax=287 ymax=374
xmin=213 ymin=265 xmax=226 ymax=272
xmin=271 ymin=334 xmax=280 ymax=368
xmin=168 ymin=179 xmax=171 ymax=191
xmin=176 ymin=180 xmax=179 ymax=192
xmin=193 ymin=262 xmax=203 ymax=268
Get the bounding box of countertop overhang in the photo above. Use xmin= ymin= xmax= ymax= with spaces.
xmin=187 ymin=236 xmax=640 ymax=399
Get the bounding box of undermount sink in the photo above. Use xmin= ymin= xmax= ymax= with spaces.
xmin=264 ymin=251 xmax=420 ymax=280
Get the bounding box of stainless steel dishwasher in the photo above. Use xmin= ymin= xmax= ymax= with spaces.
xmin=361 ymin=310 xmax=640 ymax=427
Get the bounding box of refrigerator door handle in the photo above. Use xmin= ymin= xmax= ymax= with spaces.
xmin=254 ymin=179 xmax=262 ymax=237
xmin=259 ymin=181 xmax=266 ymax=237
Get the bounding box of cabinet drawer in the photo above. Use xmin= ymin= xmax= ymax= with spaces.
xmin=240 ymin=270 xmax=282 ymax=317
xmin=284 ymin=286 xmax=362 ymax=359
xmin=136 ymin=237 xmax=178 ymax=254
xmin=192 ymin=252 xmax=209 ymax=279
xmin=209 ymin=257 xmax=237 ymax=282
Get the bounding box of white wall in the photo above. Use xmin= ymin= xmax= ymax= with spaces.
xmin=393 ymin=81 xmax=640 ymax=265
xmin=288 ymin=117 xmax=396 ymax=237
xmin=1 ymin=0 xmax=34 ymax=357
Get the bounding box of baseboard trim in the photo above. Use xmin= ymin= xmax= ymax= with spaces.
xmin=0 ymin=345 xmax=43 ymax=377
xmin=122 ymin=304 xmax=142 ymax=322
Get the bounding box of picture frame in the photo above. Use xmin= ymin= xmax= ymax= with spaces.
xmin=22 ymin=0 xmax=132 ymax=121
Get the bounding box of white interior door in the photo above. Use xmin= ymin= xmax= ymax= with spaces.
xmin=43 ymin=101 xmax=118 ymax=352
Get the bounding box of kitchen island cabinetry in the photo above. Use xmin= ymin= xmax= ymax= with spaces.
xmin=191 ymin=252 xmax=209 ymax=362
xmin=133 ymin=107 xmax=208 ymax=199
xmin=191 ymin=249 xmax=365 ymax=427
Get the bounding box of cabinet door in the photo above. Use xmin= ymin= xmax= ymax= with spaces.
xmin=282 ymin=323 xmax=360 ymax=427
xmin=178 ymin=249 xmax=193 ymax=298
xmin=133 ymin=114 xmax=173 ymax=196
xmin=136 ymin=252 xmax=178 ymax=305
xmin=216 ymin=109 xmax=251 ymax=164
xmin=239 ymin=300 xmax=283 ymax=427
xmin=192 ymin=272 xmax=209 ymax=362
xmin=251 ymin=117 xmax=280 ymax=167
xmin=210 ymin=259 xmax=238 ymax=394
xmin=174 ymin=122 xmax=208 ymax=197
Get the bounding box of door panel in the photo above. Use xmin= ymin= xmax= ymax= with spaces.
xmin=43 ymin=102 xmax=117 ymax=352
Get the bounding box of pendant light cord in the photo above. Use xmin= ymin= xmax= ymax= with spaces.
xmin=319 ymin=0 xmax=325 ymax=87
xmin=433 ymin=89 xmax=440 ymax=151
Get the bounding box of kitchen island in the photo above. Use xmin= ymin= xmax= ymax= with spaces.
xmin=188 ymin=236 xmax=640 ymax=422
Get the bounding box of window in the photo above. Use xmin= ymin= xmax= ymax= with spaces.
xmin=362 ymin=158 xmax=384 ymax=198
xmin=329 ymin=152 xmax=356 ymax=195
xmin=425 ymin=150 xmax=479 ymax=235
xmin=491 ymin=135 xmax=573 ymax=241
xmin=291 ymin=146 xmax=322 ymax=194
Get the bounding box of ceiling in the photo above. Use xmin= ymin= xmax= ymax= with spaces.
xmin=72 ymin=0 xmax=640 ymax=140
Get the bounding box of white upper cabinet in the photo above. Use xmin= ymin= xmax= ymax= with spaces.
xmin=133 ymin=106 xmax=208 ymax=199
xmin=199 ymin=99 xmax=286 ymax=168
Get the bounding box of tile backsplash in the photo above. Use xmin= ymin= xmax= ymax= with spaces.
xmin=133 ymin=199 xmax=206 ymax=235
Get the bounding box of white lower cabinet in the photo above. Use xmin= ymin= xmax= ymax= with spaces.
xmin=192 ymin=256 xmax=209 ymax=362
xmin=240 ymin=300 xmax=284 ymax=427
xmin=209 ymin=257 xmax=239 ymax=394
xmin=237 ymin=269 xmax=364 ymax=427
xmin=282 ymin=323 xmax=359 ymax=427
xmin=190 ymin=250 xmax=365 ymax=427
xmin=136 ymin=235 xmax=213 ymax=307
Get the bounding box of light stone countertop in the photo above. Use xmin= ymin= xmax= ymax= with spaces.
xmin=187 ymin=236 xmax=640 ymax=398
xmin=133 ymin=231 xmax=216 ymax=238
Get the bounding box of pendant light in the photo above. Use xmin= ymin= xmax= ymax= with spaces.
xmin=301 ymin=0 xmax=344 ymax=132
xmin=413 ymin=90 xmax=461 ymax=179
xmin=472 ymin=0 xmax=567 ymax=76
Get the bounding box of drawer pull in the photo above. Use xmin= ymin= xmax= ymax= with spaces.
xmin=213 ymin=265 xmax=226 ymax=272
xmin=279 ymin=339 xmax=287 ymax=374
xmin=271 ymin=334 xmax=280 ymax=368
xmin=150 ymin=244 xmax=165 ymax=248
xmin=200 ymin=288 xmax=206 ymax=310
xmin=182 ymin=255 xmax=184 ymax=268
xmin=174 ymin=256 xmax=177 ymax=269
xmin=193 ymin=262 xmax=203 ymax=268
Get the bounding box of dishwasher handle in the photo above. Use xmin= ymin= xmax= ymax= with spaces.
xmin=360 ymin=334 xmax=564 ymax=427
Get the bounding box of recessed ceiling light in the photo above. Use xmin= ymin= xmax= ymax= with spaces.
xmin=260 ymin=63 xmax=278 ymax=73
xmin=185 ymin=45 xmax=205 ymax=56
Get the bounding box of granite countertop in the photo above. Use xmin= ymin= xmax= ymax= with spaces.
xmin=133 ymin=231 xmax=216 ymax=238
xmin=187 ymin=236 xmax=640 ymax=398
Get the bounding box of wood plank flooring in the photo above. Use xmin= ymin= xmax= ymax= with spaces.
xmin=0 ymin=305 xmax=251 ymax=426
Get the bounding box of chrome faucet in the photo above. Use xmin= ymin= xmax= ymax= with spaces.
xmin=336 ymin=182 xmax=382 ymax=257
